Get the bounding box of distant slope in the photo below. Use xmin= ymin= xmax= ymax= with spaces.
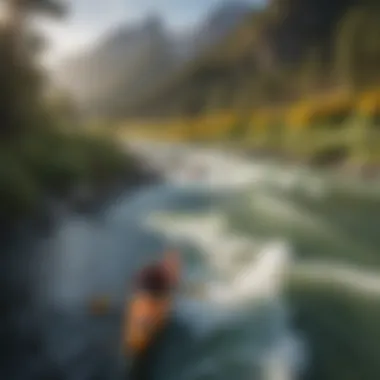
xmin=54 ymin=1 xmax=253 ymax=118
xmin=124 ymin=0 xmax=380 ymax=119
xmin=190 ymin=1 xmax=255 ymax=56
xmin=54 ymin=15 xmax=174 ymax=106
xmin=122 ymin=10 xmax=272 ymax=118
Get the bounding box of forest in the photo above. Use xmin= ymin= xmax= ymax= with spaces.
xmin=117 ymin=0 xmax=380 ymax=170
xmin=0 ymin=0 xmax=144 ymax=227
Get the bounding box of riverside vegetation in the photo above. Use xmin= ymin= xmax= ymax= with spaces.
xmin=0 ymin=0 xmax=148 ymax=227
xmin=2 ymin=2 xmax=380 ymax=380
xmin=115 ymin=0 xmax=380 ymax=172
xmin=121 ymin=89 xmax=380 ymax=171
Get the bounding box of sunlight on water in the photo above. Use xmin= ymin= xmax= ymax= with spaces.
xmin=136 ymin=142 xmax=380 ymax=380
xmin=146 ymin=210 xmax=302 ymax=379
xmin=292 ymin=262 xmax=380 ymax=295
xmin=148 ymin=212 xmax=292 ymax=303
xmin=23 ymin=142 xmax=380 ymax=380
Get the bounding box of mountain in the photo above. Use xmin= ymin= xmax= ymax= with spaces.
xmin=53 ymin=1 xmax=253 ymax=118
xmin=125 ymin=0 xmax=380 ymax=118
xmin=54 ymin=15 xmax=174 ymax=106
xmin=185 ymin=1 xmax=255 ymax=58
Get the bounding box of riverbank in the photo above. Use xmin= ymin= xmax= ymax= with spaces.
xmin=196 ymin=140 xmax=380 ymax=183
xmin=132 ymin=137 xmax=380 ymax=182
xmin=243 ymin=148 xmax=380 ymax=181
xmin=0 ymin=140 xmax=163 ymax=379
xmin=0 ymin=134 xmax=162 ymax=246
xmin=2 ymin=141 xmax=380 ymax=380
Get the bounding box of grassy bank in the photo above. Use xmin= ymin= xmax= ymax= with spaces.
xmin=0 ymin=126 xmax=148 ymax=225
xmin=0 ymin=3 xmax=156 ymax=227
xmin=119 ymin=89 xmax=380 ymax=174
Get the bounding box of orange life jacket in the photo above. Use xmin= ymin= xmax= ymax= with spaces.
xmin=123 ymin=292 xmax=171 ymax=355
xmin=123 ymin=251 xmax=180 ymax=356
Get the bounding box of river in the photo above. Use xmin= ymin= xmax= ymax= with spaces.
xmin=4 ymin=142 xmax=380 ymax=380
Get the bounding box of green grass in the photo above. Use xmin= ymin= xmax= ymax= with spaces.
xmin=0 ymin=128 xmax=133 ymax=221
xmin=222 ymin=117 xmax=380 ymax=165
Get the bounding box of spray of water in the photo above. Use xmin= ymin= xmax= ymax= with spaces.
xmin=146 ymin=211 xmax=303 ymax=380
xmin=135 ymin=142 xmax=380 ymax=380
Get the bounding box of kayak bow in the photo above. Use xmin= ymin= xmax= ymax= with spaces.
xmin=122 ymin=251 xmax=180 ymax=358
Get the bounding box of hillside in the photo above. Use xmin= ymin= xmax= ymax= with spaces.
xmin=123 ymin=0 xmax=380 ymax=119
xmin=54 ymin=16 xmax=176 ymax=107
xmin=54 ymin=1 xmax=254 ymax=118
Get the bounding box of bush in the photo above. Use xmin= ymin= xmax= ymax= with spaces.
xmin=228 ymin=119 xmax=249 ymax=140
xmin=308 ymin=144 xmax=350 ymax=167
xmin=10 ymin=130 xmax=88 ymax=196
xmin=0 ymin=127 xmax=131 ymax=220
xmin=356 ymin=90 xmax=380 ymax=125
xmin=73 ymin=133 xmax=129 ymax=182
xmin=287 ymin=94 xmax=354 ymax=130
xmin=0 ymin=149 xmax=41 ymax=220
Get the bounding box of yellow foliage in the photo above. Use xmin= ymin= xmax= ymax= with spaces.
xmin=287 ymin=92 xmax=354 ymax=128
xmin=183 ymin=112 xmax=237 ymax=140
xmin=356 ymin=89 xmax=380 ymax=116
xmin=287 ymin=102 xmax=311 ymax=128
xmin=118 ymin=88 xmax=380 ymax=143
xmin=251 ymin=108 xmax=285 ymax=130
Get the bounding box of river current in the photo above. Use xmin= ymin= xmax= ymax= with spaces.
xmin=4 ymin=143 xmax=380 ymax=380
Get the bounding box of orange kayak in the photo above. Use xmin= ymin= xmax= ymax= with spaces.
xmin=122 ymin=251 xmax=180 ymax=357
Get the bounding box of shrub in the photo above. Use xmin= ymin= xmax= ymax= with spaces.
xmin=308 ymin=144 xmax=350 ymax=167
xmin=0 ymin=149 xmax=41 ymax=220
xmin=287 ymin=93 xmax=354 ymax=130
xmin=0 ymin=127 xmax=131 ymax=220
xmin=356 ymin=90 xmax=380 ymax=124
xmin=11 ymin=130 xmax=88 ymax=196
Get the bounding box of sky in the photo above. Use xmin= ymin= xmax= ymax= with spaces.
xmin=35 ymin=0 xmax=264 ymax=68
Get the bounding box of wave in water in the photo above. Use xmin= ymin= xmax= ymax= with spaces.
xmin=146 ymin=211 xmax=306 ymax=380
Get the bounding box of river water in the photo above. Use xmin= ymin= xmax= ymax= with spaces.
xmin=4 ymin=143 xmax=380 ymax=380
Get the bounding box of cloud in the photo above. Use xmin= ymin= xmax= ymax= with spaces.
xmin=36 ymin=19 xmax=97 ymax=67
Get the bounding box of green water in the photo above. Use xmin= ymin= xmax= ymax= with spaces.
xmin=5 ymin=154 xmax=380 ymax=380
xmin=143 ymin=160 xmax=380 ymax=380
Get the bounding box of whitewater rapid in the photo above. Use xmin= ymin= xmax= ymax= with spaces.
xmin=129 ymin=141 xmax=380 ymax=380
xmin=6 ymin=140 xmax=379 ymax=380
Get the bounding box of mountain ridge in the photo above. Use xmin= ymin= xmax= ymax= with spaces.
xmin=121 ymin=0 xmax=380 ymax=119
xmin=53 ymin=1 xmax=255 ymax=117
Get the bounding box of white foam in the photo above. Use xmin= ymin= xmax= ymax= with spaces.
xmin=131 ymin=141 xmax=349 ymax=200
xmin=146 ymin=211 xmax=300 ymax=379
xmin=250 ymin=193 xmax=325 ymax=232
xmin=293 ymin=261 xmax=380 ymax=296
xmin=146 ymin=213 xmax=292 ymax=305
xmin=261 ymin=334 xmax=307 ymax=380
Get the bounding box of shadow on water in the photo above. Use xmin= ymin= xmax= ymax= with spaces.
xmin=287 ymin=280 xmax=380 ymax=380
xmin=0 ymin=183 xmax=228 ymax=380
xmin=0 ymin=188 xmax=163 ymax=379
xmin=129 ymin=298 xmax=287 ymax=380
xmin=128 ymin=317 xmax=196 ymax=380
xmin=5 ymin=163 xmax=380 ymax=380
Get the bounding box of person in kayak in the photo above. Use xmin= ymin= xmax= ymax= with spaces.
xmin=123 ymin=251 xmax=180 ymax=357
xmin=135 ymin=252 xmax=179 ymax=295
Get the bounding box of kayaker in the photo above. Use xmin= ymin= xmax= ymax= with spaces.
xmin=123 ymin=251 xmax=180 ymax=357
xmin=135 ymin=252 xmax=179 ymax=295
